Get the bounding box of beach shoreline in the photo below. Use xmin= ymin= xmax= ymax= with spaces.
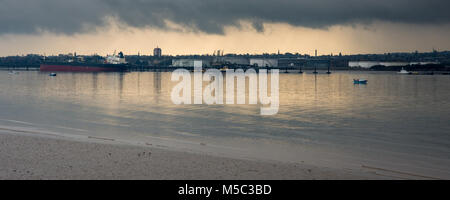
xmin=0 ymin=130 xmax=381 ymax=180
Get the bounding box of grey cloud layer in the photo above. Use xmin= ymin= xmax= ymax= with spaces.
xmin=1 ymin=0 xmax=449 ymax=35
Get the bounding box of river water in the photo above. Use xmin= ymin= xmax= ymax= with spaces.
xmin=1 ymin=70 xmax=449 ymax=178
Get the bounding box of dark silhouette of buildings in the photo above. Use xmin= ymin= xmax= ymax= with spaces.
xmin=153 ymin=46 xmax=162 ymax=57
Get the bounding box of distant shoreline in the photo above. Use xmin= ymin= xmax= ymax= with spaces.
xmin=1 ymin=64 xmax=449 ymax=73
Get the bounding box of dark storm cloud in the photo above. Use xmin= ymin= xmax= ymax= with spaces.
xmin=1 ymin=0 xmax=450 ymax=35
xmin=0 ymin=0 xmax=107 ymax=34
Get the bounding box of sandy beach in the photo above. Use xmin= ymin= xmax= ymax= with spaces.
xmin=0 ymin=129 xmax=381 ymax=180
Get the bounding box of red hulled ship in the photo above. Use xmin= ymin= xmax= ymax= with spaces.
xmin=40 ymin=52 xmax=128 ymax=72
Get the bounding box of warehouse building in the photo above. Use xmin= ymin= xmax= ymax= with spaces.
xmin=171 ymin=59 xmax=211 ymax=67
xmin=249 ymin=58 xmax=278 ymax=67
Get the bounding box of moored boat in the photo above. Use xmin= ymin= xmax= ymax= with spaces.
xmin=398 ymin=67 xmax=410 ymax=74
xmin=354 ymin=79 xmax=368 ymax=84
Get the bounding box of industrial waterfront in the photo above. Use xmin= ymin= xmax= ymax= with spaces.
xmin=1 ymin=49 xmax=449 ymax=73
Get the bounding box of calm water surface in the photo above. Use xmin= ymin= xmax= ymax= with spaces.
xmin=1 ymin=71 xmax=449 ymax=178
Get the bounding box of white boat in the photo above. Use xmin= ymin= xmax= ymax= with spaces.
xmin=8 ymin=71 xmax=19 ymax=75
xmin=398 ymin=68 xmax=410 ymax=74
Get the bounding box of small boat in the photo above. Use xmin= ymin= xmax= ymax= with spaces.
xmin=354 ymin=79 xmax=368 ymax=84
xmin=398 ymin=68 xmax=410 ymax=74
xmin=49 ymin=73 xmax=57 ymax=77
xmin=8 ymin=71 xmax=19 ymax=75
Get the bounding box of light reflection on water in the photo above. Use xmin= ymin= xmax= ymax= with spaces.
xmin=1 ymin=71 xmax=449 ymax=178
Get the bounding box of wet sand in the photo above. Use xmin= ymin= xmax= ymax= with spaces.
xmin=0 ymin=131 xmax=380 ymax=180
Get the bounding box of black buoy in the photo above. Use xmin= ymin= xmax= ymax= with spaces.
xmin=327 ymin=60 xmax=332 ymax=74
xmin=313 ymin=63 xmax=318 ymax=74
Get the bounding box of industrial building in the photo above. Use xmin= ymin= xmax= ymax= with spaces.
xmin=216 ymin=57 xmax=250 ymax=66
xmin=303 ymin=59 xmax=331 ymax=69
xmin=171 ymin=59 xmax=211 ymax=67
xmin=348 ymin=61 xmax=441 ymax=68
xmin=278 ymin=58 xmax=307 ymax=67
xmin=250 ymin=58 xmax=278 ymax=67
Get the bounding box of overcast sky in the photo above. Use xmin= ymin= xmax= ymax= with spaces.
xmin=1 ymin=0 xmax=450 ymax=56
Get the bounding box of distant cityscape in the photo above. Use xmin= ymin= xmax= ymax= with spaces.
xmin=1 ymin=47 xmax=450 ymax=71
